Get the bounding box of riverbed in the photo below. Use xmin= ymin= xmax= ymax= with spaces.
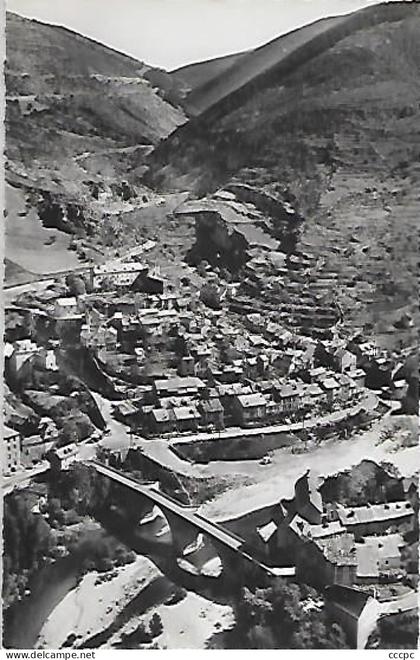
xmin=3 ymin=504 xmax=233 ymax=650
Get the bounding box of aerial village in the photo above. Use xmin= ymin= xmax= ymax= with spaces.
xmin=3 ymin=186 xmax=418 ymax=649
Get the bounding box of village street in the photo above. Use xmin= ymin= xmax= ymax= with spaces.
xmin=87 ymin=389 xmax=418 ymax=523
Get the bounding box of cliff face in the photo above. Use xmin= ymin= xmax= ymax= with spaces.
xmin=147 ymin=5 xmax=420 ymax=341
xmin=175 ymin=186 xmax=302 ymax=268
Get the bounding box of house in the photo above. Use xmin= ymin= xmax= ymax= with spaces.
xmin=47 ymin=443 xmax=78 ymax=472
xmin=334 ymin=373 xmax=353 ymax=401
xmin=178 ymin=355 xmax=195 ymax=377
xmin=232 ymin=392 xmax=267 ymax=427
xmin=153 ymin=376 xmax=206 ymax=400
xmin=276 ymin=512 xmax=345 ymax=555
xmin=348 ymin=369 xmax=366 ymax=388
xmin=358 ymin=341 xmax=380 ymax=361
xmin=296 ymin=532 xmax=357 ymax=588
xmin=38 ymin=348 xmax=58 ymax=371
xmin=308 ymin=366 xmax=328 ymax=382
xmin=194 ymin=347 xmax=212 ymax=378
xmin=112 ymin=400 xmax=142 ymax=427
xmin=85 ymin=324 xmax=119 ymax=353
xmin=325 ymin=585 xmax=381 ymax=649
xmin=355 ymin=533 xmax=404 ymax=582
xmin=7 ymin=339 xmax=38 ymax=380
xmin=132 ymin=268 xmax=165 ymax=294
xmin=53 ymin=297 xmax=81 ymax=319
xmin=3 ymin=426 xmax=21 ymax=475
xmin=257 ymin=354 xmax=270 ymax=377
xmin=273 ymin=383 xmax=301 ymax=414
xmin=217 ymin=383 xmax=252 ymax=414
xmin=39 ymin=417 xmax=59 ymax=441
xmin=333 ymin=348 xmax=357 ymax=373
xmin=320 ymin=376 xmax=341 ymax=402
xmin=305 ymin=383 xmax=325 ymax=404
xmin=92 ymin=261 xmax=148 ymax=290
xmin=173 ymin=405 xmax=201 ymax=433
xmin=198 ymin=398 xmax=224 ymax=430
xmin=337 ymin=501 xmax=415 ymax=539
xmin=149 ymin=408 xmax=175 ymax=435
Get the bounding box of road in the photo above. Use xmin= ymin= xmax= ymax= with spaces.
xmin=167 ymin=392 xmax=378 ymax=446
xmin=90 ymin=392 xmax=133 ymax=452
xmin=89 ymin=461 xmax=294 ymax=578
xmin=2 ymin=461 xmax=50 ymax=496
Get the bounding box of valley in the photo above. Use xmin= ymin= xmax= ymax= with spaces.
xmin=3 ymin=1 xmax=419 ymax=652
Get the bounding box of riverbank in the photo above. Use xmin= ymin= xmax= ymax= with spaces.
xmin=109 ymin=591 xmax=234 ymax=649
xmin=37 ymin=555 xmax=161 ymax=649
xmin=199 ymin=413 xmax=419 ymax=521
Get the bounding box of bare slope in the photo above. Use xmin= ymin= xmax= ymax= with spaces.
xmin=185 ymin=1 xmax=415 ymax=117
xmin=5 ymin=12 xmax=189 ymax=270
xmin=172 ymin=51 xmax=248 ymax=92
xmin=6 ymin=12 xmax=187 ymax=199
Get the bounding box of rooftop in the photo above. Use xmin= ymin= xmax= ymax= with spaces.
xmin=55 ymin=297 xmax=78 ymax=306
xmin=236 ymin=393 xmax=267 ymax=408
xmin=154 ymin=376 xmax=205 ymax=393
xmin=338 ymin=501 xmax=414 ymax=526
xmin=173 ymin=406 xmax=200 ymax=421
xmin=316 ymin=533 xmax=357 ymax=566
xmin=326 ymin=585 xmax=374 ymax=619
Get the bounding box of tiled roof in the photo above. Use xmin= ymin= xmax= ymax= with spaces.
xmin=236 ymin=393 xmax=267 ymax=408
xmin=338 ymin=502 xmax=414 ymax=526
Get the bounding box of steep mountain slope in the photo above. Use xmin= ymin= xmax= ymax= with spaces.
xmin=147 ymin=2 xmax=419 ymax=340
xmin=185 ymin=2 xmax=414 ymax=117
xmin=172 ymin=51 xmax=248 ymax=92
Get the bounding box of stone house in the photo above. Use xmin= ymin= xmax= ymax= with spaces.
xmin=337 ymin=501 xmax=414 ymax=540
xmin=325 ymin=585 xmax=381 ymax=649
xmin=149 ymin=408 xmax=175 ymax=435
xmin=47 ymin=443 xmax=78 ymax=472
xmin=7 ymin=339 xmax=38 ymax=381
xmin=173 ymin=405 xmax=201 ymax=433
xmin=231 ymin=392 xmax=267 ymax=427
xmin=333 ymin=347 xmax=357 ymax=373
xmin=3 ymin=426 xmax=21 ymax=475
xmin=198 ymin=398 xmax=225 ymax=430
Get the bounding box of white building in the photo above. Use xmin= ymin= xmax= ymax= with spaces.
xmin=54 ymin=297 xmax=82 ymax=319
xmin=91 ymin=261 xmax=147 ymax=289
xmin=8 ymin=339 xmax=38 ymax=378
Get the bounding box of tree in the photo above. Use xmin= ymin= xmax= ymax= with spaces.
xmin=200 ymin=283 xmax=222 ymax=310
xmin=65 ymin=274 xmax=86 ymax=297
xmin=47 ymin=497 xmax=65 ymax=526
xmin=149 ymin=613 xmax=164 ymax=638
xmin=232 ymin=582 xmax=348 ymax=649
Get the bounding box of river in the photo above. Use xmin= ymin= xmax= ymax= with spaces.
xmin=3 ymin=520 xmax=168 ymax=650
xmin=4 ymin=553 xmax=82 ymax=648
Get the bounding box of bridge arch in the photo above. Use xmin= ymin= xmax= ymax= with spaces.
xmin=136 ymin=500 xmax=173 ymax=546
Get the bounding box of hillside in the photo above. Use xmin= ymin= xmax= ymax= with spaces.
xmin=146 ymin=2 xmax=420 ymax=341
xmin=5 ymin=11 xmax=188 ymax=268
xmin=172 ymin=51 xmax=248 ymax=93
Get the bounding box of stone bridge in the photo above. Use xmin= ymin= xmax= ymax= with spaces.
xmin=89 ymin=461 xmax=295 ymax=582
